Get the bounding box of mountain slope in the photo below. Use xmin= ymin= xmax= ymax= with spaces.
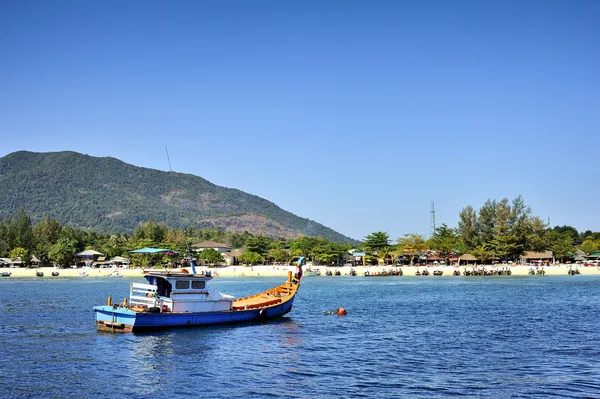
xmin=0 ymin=151 xmax=355 ymax=243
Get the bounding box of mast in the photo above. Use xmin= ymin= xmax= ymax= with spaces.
xmin=184 ymin=229 xmax=197 ymax=274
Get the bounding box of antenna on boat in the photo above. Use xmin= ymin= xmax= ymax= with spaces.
xmin=184 ymin=229 xmax=197 ymax=274
xmin=165 ymin=145 xmax=173 ymax=172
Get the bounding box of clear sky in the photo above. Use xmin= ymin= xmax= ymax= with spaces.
xmin=1 ymin=1 xmax=599 ymax=241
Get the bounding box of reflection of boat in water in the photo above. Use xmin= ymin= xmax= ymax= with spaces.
xmin=94 ymin=249 xmax=300 ymax=332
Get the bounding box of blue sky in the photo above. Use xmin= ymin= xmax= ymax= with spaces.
xmin=1 ymin=1 xmax=599 ymax=241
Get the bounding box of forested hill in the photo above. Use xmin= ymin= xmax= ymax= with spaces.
xmin=0 ymin=151 xmax=355 ymax=243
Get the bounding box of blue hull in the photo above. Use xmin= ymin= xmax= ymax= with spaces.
xmin=94 ymin=297 xmax=295 ymax=332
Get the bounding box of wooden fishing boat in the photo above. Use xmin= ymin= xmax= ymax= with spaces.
xmin=304 ymin=268 xmax=320 ymax=276
xmin=364 ymin=269 xmax=402 ymax=277
xmin=94 ymin=269 xmax=300 ymax=333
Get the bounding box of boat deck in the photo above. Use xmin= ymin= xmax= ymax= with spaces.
xmin=232 ymin=282 xmax=296 ymax=310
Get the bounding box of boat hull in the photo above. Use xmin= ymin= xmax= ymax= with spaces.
xmin=94 ymin=296 xmax=295 ymax=333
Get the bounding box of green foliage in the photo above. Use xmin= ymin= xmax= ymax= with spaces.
xmin=290 ymin=236 xmax=323 ymax=259
xmin=49 ymin=237 xmax=77 ymax=267
xmin=311 ymin=241 xmax=350 ymax=265
xmin=244 ymin=237 xmax=271 ymax=256
xmin=456 ymin=196 xmax=550 ymax=260
xmin=428 ymin=224 xmax=458 ymax=260
xmin=396 ymin=234 xmax=428 ymax=257
xmin=238 ymin=251 xmax=264 ymax=265
xmin=579 ymin=239 xmax=599 ymax=255
xmin=548 ymin=230 xmax=574 ymax=260
xmin=458 ymin=205 xmax=478 ymax=249
xmin=267 ymin=248 xmax=289 ymax=263
xmin=9 ymin=247 xmax=30 ymax=265
xmin=363 ymin=232 xmax=390 ymax=252
xmin=101 ymin=234 xmax=130 ymax=258
xmin=471 ymin=244 xmax=495 ymax=263
xmin=198 ymin=248 xmax=225 ymax=266
xmin=0 ymin=151 xmax=356 ymax=244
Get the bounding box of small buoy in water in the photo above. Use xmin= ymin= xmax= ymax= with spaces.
xmin=336 ymin=308 xmax=347 ymax=316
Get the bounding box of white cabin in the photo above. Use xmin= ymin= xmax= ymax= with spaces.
xmin=129 ymin=271 xmax=234 ymax=313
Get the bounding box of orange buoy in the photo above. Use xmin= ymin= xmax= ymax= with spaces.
xmin=336 ymin=308 xmax=347 ymax=316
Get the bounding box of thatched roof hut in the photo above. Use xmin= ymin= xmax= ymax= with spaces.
xmin=520 ymin=251 xmax=553 ymax=263
xmin=458 ymin=254 xmax=478 ymax=265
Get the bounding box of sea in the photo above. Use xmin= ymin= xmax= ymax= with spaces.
xmin=0 ymin=275 xmax=599 ymax=398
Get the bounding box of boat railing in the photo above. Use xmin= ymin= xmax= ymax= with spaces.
xmin=129 ymin=283 xmax=158 ymax=308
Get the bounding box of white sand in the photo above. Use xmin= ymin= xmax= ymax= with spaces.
xmin=2 ymin=264 xmax=599 ymax=278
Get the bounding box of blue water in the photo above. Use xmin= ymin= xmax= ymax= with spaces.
xmin=0 ymin=276 xmax=599 ymax=398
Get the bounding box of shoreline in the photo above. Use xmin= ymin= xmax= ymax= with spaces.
xmin=2 ymin=264 xmax=599 ymax=279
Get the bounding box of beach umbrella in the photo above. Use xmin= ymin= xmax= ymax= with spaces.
xmin=129 ymin=248 xmax=180 ymax=255
xmin=75 ymin=249 xmax=104 ymax=257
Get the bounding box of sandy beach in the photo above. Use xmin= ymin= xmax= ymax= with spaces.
xmin=1 ymin=264 xmax=599 ymax=278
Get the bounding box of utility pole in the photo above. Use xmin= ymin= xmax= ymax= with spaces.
xmin=165 ymin=145 xmax=173 ymax=172
xmin=430 ymin=201 xmax=436 ymax=237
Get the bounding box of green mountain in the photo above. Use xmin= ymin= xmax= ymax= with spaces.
xmin=0 ymin=151 xmax=355 ymax=243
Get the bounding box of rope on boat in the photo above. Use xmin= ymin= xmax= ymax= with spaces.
xmin=295 ymin=292 xmax=326 ymax=313
xmin=296 ymin=292 xmax=347 ymax=316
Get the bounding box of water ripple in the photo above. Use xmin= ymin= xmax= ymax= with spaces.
xmin=1 ymin=276 xmax=599 ymax=398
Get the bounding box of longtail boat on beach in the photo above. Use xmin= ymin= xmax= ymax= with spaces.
xmin=94 ymin=248 xmax=300 ymax=333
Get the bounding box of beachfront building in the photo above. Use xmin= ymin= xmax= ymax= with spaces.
xmin=30 ymin=255 xmax=41 ymax=267
xmin=572 ymin=249 xmax=586 ymax=263
xmin=349 ymin=251 xmax=366 ymax=266
xmin=519 ymin=251 xmax=553 ymax=265
xmin=585 ymin=251 xmax=600 ymax=261
xmin=9 ymin=257 xmax=23 ymax=267
xmin=75 ymin=249 xmax=104 ymax=268
xmin=457 ymin=254 xmax=478 ymax=265
xmin=110 ymin=256 xmax=131 ymax=268
xmin=191 ymin=241 xmax=233 ymax=253
xmin=426 ymin=254 xmax=444 ymax=266
xmin=222 ymin=250 xmax=242 ymax=266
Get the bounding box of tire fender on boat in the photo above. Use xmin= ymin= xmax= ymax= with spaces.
xmin=258 ymin=309 xmax=267 ymax=319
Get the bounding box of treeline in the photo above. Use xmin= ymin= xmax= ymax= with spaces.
xmin=361 ymin=196 xmax=600 ymax=264
xmin=0 ymin=210 xmax=353 ymax=267
xmin=2 ymin=196 xmax=599 ymax=268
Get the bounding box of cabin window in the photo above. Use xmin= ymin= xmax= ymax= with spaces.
xmin=175 ymin=280 xmax=190 ymax=290
xmin=191 ymin=280 xmax=206 ymax=290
